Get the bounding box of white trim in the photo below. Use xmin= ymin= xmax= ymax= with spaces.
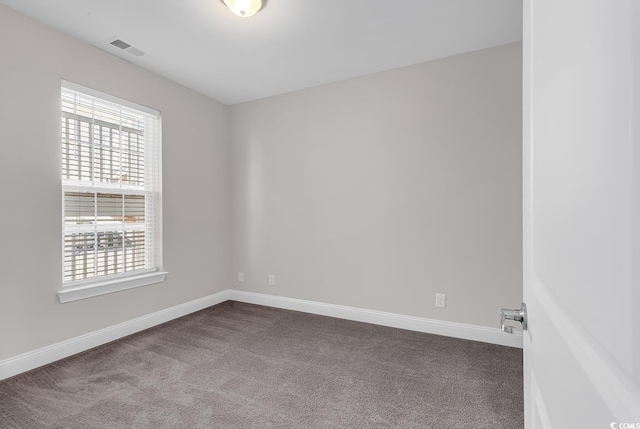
xmin=1 ymin=289 xmax=522 ymax=381
xmin=61 ymin=80 xmax=160 ymax=116
xmin=0 ymin=290 xmax=231 ymax=381
xmin=60 ymin=83 xmax=162 ymax=289
xmin=532 ymin=280 xmax=640 ymax=420
xmin=228 ymin=290 xmax=523 ymax=348
xmin=58 ymin=271 xmax=169 ymax=303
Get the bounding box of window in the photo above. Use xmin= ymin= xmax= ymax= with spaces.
xmin=58 ymin=81 xmax=165 ymax=303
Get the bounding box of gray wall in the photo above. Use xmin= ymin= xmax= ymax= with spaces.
xmin=0 ymin=5 xmax=230 ymax=360
xmin=230 ymin=42 xmax=522 ymax=328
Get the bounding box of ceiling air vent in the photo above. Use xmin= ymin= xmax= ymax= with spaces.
xmin=110 ymin=39 xmax=131 ymax=50
xmin=108 ymin=38 xmax=145 ymax=57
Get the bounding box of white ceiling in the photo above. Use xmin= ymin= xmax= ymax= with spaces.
xmin=0 ymin=0 xmax=522 ymax=105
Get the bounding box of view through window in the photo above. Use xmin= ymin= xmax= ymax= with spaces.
xmin=61 ymin=83 xmax=161 ymax=286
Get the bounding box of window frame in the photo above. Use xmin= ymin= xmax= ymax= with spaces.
xmin=57 ymin=81 xmax=166 ymax=303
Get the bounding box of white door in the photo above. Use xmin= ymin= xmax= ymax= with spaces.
xmin=523 ymin=0 xmax=640 ymax=427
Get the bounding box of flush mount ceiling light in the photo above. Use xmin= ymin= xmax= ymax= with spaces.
xmin=220 ymin=0 xmax=268 ymax=17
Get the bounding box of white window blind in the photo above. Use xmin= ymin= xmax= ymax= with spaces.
xmin=61 ymin=82 xmax=161 ymax=287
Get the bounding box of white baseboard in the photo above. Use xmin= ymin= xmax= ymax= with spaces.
xmin=0 ymin=288 xmax=521 ymax=381
xmin=229 ymin=290 xmax=523 ymax=349
xmin=0 ymin=289 xmax=231 ymax=381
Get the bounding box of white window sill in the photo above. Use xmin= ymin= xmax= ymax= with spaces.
xmin=57 ymin=271 xmax=168 ymax=304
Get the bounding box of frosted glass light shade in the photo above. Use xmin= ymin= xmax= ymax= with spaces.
xmin=220 ymin=0 xmax=267 ymax=17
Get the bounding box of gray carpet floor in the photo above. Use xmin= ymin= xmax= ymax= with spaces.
xmin=0 ymin=301 xmax=523 ymax=428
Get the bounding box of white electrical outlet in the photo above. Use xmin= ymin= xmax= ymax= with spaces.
xmin=238 ymin=272 xmax=244 ymax=283
xmin=435 ymin=293 xmax=446 ymax=308
xmin=268 ymin=275 xmax=275 ymax=286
